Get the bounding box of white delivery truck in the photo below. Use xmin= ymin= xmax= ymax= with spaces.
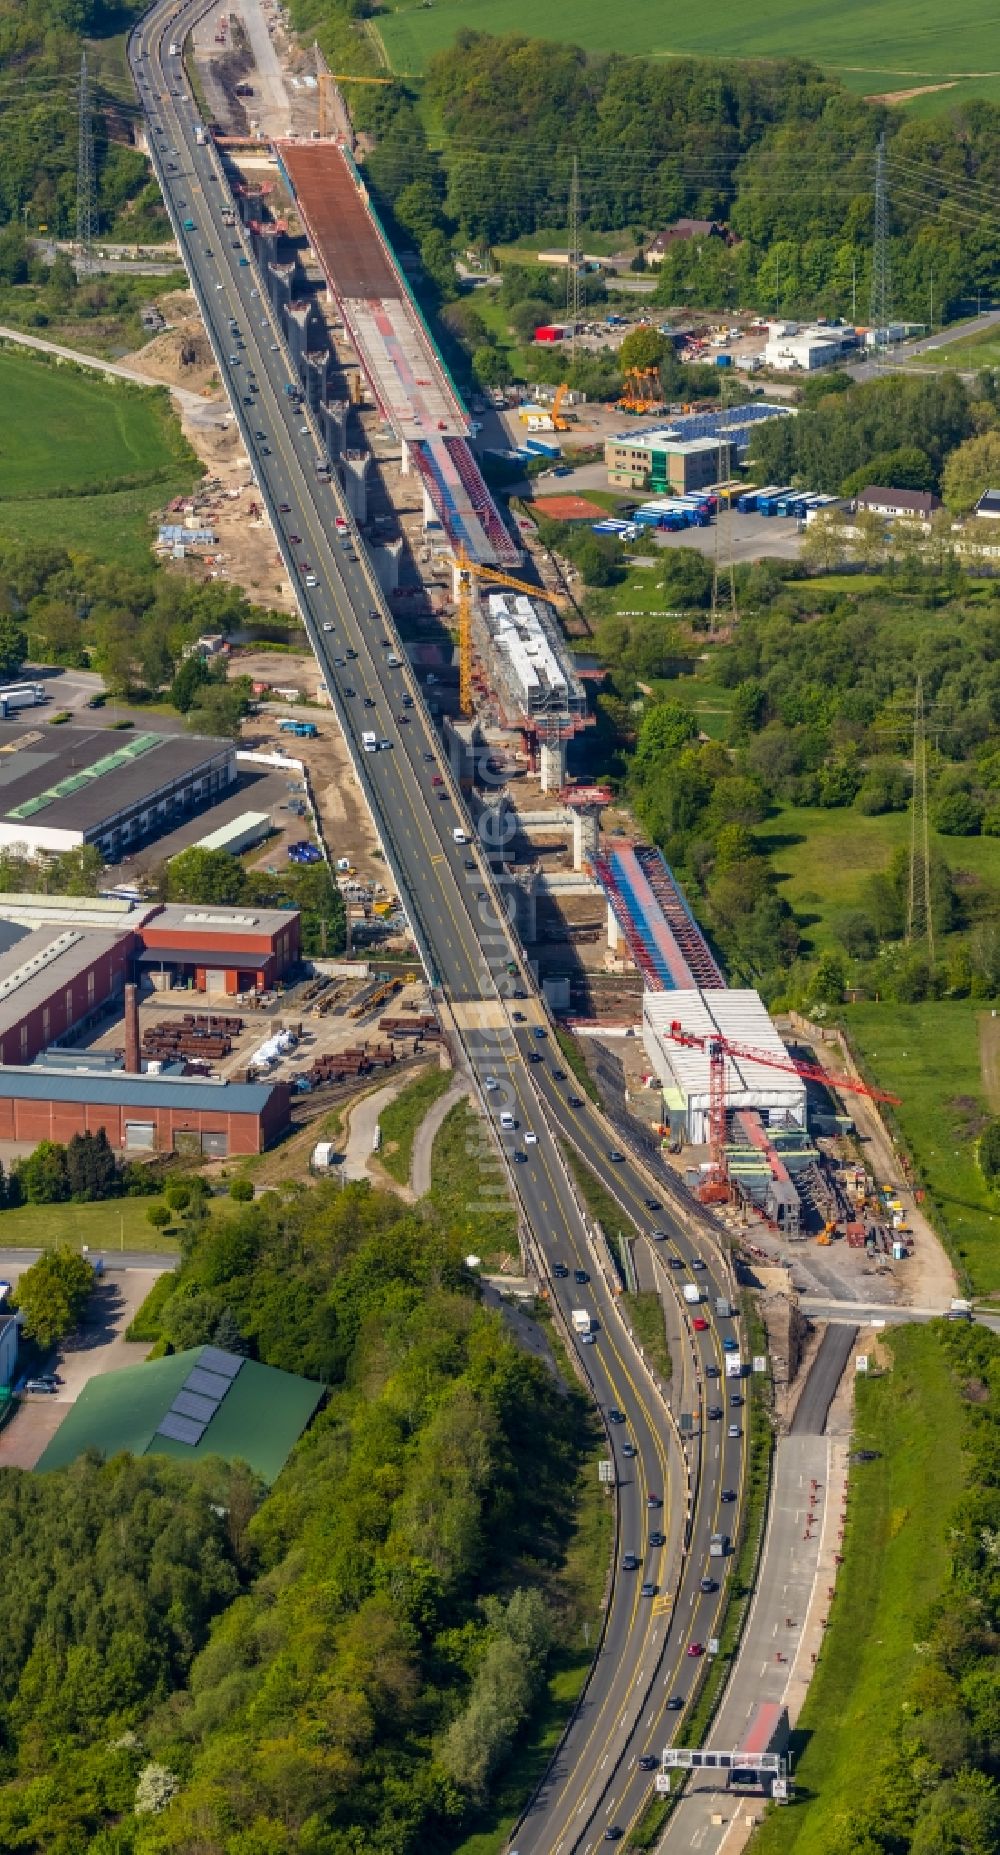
xmin=572 ymin=1308 xmax=595 ymax=1336
xmin=362 ymin=731 xmax=378 ymax=752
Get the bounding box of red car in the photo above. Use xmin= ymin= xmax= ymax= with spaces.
xmin=687 ymin=1642 xmax=704 ymax=1658
xmin=692 ymin=1316 xmax=708 ymax=1331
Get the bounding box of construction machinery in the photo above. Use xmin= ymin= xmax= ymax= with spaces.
xmin=453 ymin=548 xmax=562 ymax=718
xmin=551 ymin=382 xmax=571 ymax=431
xmin=617 ymin=366 xmax=662 ymax=414
xmin=664 ymin=1020 xmax=902 ymax=1200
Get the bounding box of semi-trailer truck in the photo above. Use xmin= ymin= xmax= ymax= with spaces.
xmin=0 ymin=683 xmax=46 ymax=716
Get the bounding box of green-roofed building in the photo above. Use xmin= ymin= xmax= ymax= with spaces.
xmin=36 ymin=1345 xmax=323 ymax=1484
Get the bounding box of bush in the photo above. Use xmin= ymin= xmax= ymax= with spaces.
xmin=933 ymin=790 xmax=983 ymax=836
xmin=163 ymin=1180 xmax=192 ymax=1213
xmin=979 ymin=1118 xmax=1000 ymax=1184
xmin=229 ymin=1177 xmax=254 ymax=1202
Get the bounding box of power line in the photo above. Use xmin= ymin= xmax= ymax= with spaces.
xmin=76 ymin=50 xmax=96 ymax=273
xmin=907 ymin=674 xmax=934 ymax=968
xmin=870 ymin=132 xmax=889 ymax=367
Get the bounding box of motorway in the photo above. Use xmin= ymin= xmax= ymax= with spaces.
xmin=128 ymin=7 xmax=747 ymax=1844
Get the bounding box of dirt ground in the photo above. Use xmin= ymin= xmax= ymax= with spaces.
xmin=127 ymin=292 xmax=299 ymax=612
xmin=237 ymin=675 xmax=386 ymax=885
xmin=978 ymin=1009 xmax=1000 ymax=1111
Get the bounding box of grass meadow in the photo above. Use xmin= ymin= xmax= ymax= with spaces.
xmin=752 ymin=1325 xmax=968 ymax=1855
xmin=376 ymin=0 xmax=1000 ymax=109
xmin=0 ymin=347 xmax=199 ymax=566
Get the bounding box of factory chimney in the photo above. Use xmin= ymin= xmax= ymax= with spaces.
xmin=124 ymin=982 xmax=141 ymax=1074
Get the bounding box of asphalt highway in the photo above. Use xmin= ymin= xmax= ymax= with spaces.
xmin=127 ymin=10 xmax=748 ymax=1842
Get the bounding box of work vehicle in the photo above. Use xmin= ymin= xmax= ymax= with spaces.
xmin=276 ymin=719 xmax=317 ymax=738
xmin=0 ymin=683 xmax=46 ymax=715
xmin=571 ymin=1308 xmax=595 ymax=1336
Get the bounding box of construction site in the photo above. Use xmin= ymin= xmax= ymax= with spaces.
xmin=131 ymin=12 xmax=945 ymax=1311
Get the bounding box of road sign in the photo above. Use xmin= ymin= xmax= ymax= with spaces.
xmin=856 ymin=1354 xmax=869 ymax=1373
xmin=753 ymin=1354 xmax=767 ymax=1374
xmin=773 ymin=1778 xmax=789 ymax=1800
xmin=655 ymin=1773 xmax=672 ymax=1794
xmin=598 ymin=1459 xmax=615 ymax=1484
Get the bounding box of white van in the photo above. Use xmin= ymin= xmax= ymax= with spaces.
xmin=499 ymin=1110 xmax=515 ymax=1131
xmin=682 ymin=1283 xmax=702 ymax=1305
xmin=362 ymin=731 xmax=377 ymax=752
xmin=452 ymin=827 xmax=467 ymax=844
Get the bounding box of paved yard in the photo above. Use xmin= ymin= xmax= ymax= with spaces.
xmin=0 ymin=1265 xmax=164 ymax=1471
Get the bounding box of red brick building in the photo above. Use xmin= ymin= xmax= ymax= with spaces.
xmin=0 ymin=926 xmax=137 ymax=1069
xmin=138 ymin=905 xmax=300 ymax=995
xmin=0 ymin=1070 xmax=290 ymax=1156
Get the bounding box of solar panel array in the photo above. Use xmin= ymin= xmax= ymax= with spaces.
xmin=154 ymin=1347 xmax=244 ymax=1447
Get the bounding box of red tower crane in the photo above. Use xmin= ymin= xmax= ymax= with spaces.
xmin=666 ymin=1020 xmax=901 ymax=1193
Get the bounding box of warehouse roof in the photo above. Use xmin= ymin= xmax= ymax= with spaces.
xmin=0 ymin=726 xmax=232 ymax=833
xmin=36 ymin=1345 xmax=323 ymax=1483
xmin=0 ymin=926 xmax=134 ymax=1039
xmin=0 ymin=1064 xmax=279 ymax=1114
xmin=644 ymin=989 xmax=807 ymax=1104
xmin=144 ymin=903 xmax=298 ymax=939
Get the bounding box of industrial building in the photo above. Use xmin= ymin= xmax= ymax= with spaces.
xmin=0 ymin=724 xmax=237 ymax=860
xmin=763 ymin=322 xmax=858 ymax=371
xmin=37 ymin=1344 xmax=324 ymax=1483
xmin=0 ymin=920 xmax=137 ymax=1067
xmin=643 ymin=989 xmax=807 ymax=1145
xmin=605 ymin=404 xmax=791 ymax=491
xmin=139 ymin=904 xmax=300 ymax=995
xmin=194 ymin=810 xmax=271 ymax=857
xmin=0 ymin=894 xmax=299 ymax=1156
xmin=0 ymin=1066 xmax=289 ymax=1156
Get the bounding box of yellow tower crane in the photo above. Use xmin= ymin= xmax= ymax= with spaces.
xmin=453 ymin=549 xmax=561 ymax=718
xmin=317 ymin=70 xmax=395 ymax=136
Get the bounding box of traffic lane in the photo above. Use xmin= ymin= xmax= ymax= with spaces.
xmin=142 ymin=18 xmax=697 ymax=1810
xmin=505 ymin=1131 xmax=683 ymax=1847
xmin=153 ymin=83 xmax=501 ymax=992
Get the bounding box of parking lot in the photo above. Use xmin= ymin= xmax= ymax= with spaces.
xmin=0 ymin=1264 xmax=165 ymax=1470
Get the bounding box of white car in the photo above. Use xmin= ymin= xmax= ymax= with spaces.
xmin=299 ymin=424 xmax=309 ymax=434
xmin=322 ymin=621 xmax=334 ymax=632
xmin=524 ymin=1130 xmax=537 ymax=1146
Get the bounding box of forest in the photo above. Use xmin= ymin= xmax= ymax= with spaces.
xmin=333 ymin=26 xmax=1000 ymax=324
xmin=0 ymin=0 xmax=163 ymax=242
xmin=0 ymin=1182 xmax=598 ymax=1854
xmin=594 ymin=558 xmax=1000 ymax=1005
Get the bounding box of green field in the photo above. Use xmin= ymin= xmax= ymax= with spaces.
xmin=909 ymin=321 xmax=1000 ymax=372
xmin=376 ymin=0 xmax=1000 ymax=106
xmin=0 ymin=348 xmax=199 ymax=565
xmin=377 ymin=1063 xmax=452 ymax=1184
xmin=755 ymin=803 xmax=1000 ymax=954
xmin=0 ymin=1197 xmax=181 ymax=1254
xmin=845 ymin=1000 xmax=1000 ymax=1296
xmin=753 ymin=1326 xmax=967 ymax=1855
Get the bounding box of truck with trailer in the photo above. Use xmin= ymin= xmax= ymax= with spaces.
xmin=0 ymin=683 xmax=46 ymax=716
